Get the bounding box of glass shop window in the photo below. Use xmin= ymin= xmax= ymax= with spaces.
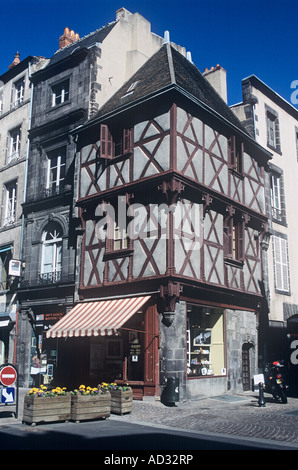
xmin=186 ymin=304 xmax=225 ymax=377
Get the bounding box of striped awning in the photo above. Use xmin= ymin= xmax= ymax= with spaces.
xmin=46 ymin=296 xmax=151 ymax=338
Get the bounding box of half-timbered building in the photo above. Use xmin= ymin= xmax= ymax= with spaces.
xmin=46 ymin=43 xmax=271 ymax=399
xmin=17 ymin=8 xmax=182 ymax=387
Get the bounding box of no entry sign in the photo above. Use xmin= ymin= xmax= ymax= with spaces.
xmin=0 ymin=365 xmax=17 ymax=386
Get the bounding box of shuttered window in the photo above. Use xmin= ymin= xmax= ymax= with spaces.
xmin=224 ymin=216 xmax=245 ymax=262
xmin=100 ymin=124 xmax=133 ymax=159
xmin=273 ymin=235 xmax=290 ymax=292
xmin=228 ymin=135 xmax=243 ymax=174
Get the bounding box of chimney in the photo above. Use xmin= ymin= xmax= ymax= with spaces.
xmin=116 ymin=7 xmax=132 ymax=21
xmin=9 ymin=52 xmax=20 ymax=69
xmin=59 ymin=27 xmax=80 ymax=49
xmin=203 ymin=64 xmax=228 ymax=103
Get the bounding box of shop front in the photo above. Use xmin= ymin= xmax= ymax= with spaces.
xmin=44 ymin=296 xmax=159 ymax=399
xmin=186 ymin=304 xmax=225 ymax=379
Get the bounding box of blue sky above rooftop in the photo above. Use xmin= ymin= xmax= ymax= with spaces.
xmin=0 ymin=0 xmax=297 ymax=107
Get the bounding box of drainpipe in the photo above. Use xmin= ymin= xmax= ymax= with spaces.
xmin=14 ymin=60 xmax=34 ymax=366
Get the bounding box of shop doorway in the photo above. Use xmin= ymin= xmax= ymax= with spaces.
xmin=242 ymin=342 xmax=254 ymax=391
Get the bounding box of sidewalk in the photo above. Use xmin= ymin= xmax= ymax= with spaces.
xmin=114 ymin=391 xmax=298 ymax=447
xmin=1 ymin=388 xmax=298 ymax=448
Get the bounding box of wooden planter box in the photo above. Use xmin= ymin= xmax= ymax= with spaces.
xmin=110 ymin=389 xmax=133 ymax=415
xmin=23 ymin=394 xmax=71 ymax=426
xmin=70 ymin=392 xmax=111 ymax=422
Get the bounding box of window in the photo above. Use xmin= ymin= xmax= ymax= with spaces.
xmin=40 ymin=222 xmax=62 ymax=284
xmin=105 ymin=220 xmax=129 ymax=255
xmin=272 ymin=235 xmax=290 ymax=293
xmin=12 ymin=78 xmax=24 ymax=107
xmin=271 ymin=174 xmax=284 ymax=222
xmin=7 ymin=126 xmax=21 ymax=163
xmin=228 ymin=135 xmax=243 ymax=173
xmin=102 ymin=204 xmax=132 ymax=260
xmin=3 ymin=181 xmax=17 ymax=226
xmin=224 ymin=214 xmax=245 ymax=263
xmin=266 ymin=106 xmax=281 ymax=153
xmin=100 ymin=124 xmax=133 ymax=159
xmin=51 ymin=80 xmax=69 ymax=107
xmin=0 ymin=247 xmax=12 ymax=291
xmin=113 ymin=225 xmax=128 ymax=251
xmin=46 ymin=148 xmax=66 ymax=196
xmin=187 ymin=304 xmax=225 ymax=377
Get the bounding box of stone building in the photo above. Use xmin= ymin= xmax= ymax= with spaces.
xmin=46 ymin=42 xmax=271 ymax=399
xmin=16 ymin=8 xmax=184 ymax=387
xmin=232 ymin=76 xmax=298 ymax=390
xmin=0 ymin=53 xmax=47 ymax=367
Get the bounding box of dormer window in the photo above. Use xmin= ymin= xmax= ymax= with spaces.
xmin=121 ymin=81 xmax=140 ymax=99
xmin=100 ymin=123 xmax=133 ymax=160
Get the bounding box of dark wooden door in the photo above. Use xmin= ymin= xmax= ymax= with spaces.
xmin=242 ymin=344 xmax=250 ymax=391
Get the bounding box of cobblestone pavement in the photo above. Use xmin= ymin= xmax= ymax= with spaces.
xmin=115 ymin=392 xmax=298 ymax=447
xmin=2 ymin=388 xmax=298 ymax=448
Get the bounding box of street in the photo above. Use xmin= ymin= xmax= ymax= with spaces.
xmin=0 ymin=417 xmax=296 ymax=451
xmin=1 ymin=387 xmax=298 ymax=451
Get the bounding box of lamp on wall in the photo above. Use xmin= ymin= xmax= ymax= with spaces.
xmin=202 ymin=308 xmax=211 ymax=315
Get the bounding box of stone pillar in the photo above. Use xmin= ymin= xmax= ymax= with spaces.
xmin=159 ymin=301 xmax=186 ymax=401
xmin=15 ymin=308 xmax=34 ymax=387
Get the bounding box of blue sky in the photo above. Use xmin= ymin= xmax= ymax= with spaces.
xmin=0 ymin=0 xmax=297 ymax=107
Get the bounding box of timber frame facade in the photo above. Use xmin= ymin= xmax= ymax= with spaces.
xmin=67 ymin=43 xmax=272 ymax=399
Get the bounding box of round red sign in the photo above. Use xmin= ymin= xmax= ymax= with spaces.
xmin=0 ymin=365 xmax=17 ymax=386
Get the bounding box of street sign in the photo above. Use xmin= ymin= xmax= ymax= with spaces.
xmin=1 ymin=387 xmax=15 ymax=404
xmin=0 ymin=365 xmax=17 ymax=386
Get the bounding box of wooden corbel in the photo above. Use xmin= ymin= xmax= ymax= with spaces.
xmin=158 ymin=281 xmax=182 ymax=326
xmin=242 ymin=213 xmax=250 ymax=228
xmin=259 ymin=222 xmax=271 ymax=251
xmin=202 ymin=193 xmax=213 ymax=218
xmin=158 ymin=178 xmax=185 ymax=205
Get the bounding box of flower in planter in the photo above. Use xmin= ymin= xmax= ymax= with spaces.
xmin=100 ymin=382 xmax=132 ymax=392
xmin=70 ymin=385 xmax=105 ymax=396
xmin=28 ymin=385 xmax=67 ymax=397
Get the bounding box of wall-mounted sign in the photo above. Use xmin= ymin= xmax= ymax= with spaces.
xmin=8 ymin=260 xmax=21 ymax=277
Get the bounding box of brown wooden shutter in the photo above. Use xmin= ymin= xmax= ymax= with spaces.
xmin=224 ymin=216 xmax=233 ymax=258
xmin=229 ymin=135 xmax=236 ymax=168
xmin=123 ymin=128 xmax=133 ymax=155
xmin=238 ymin=220 xmax=245 ymax=261
xmin=100 ymin=124 xmax=113 ymax=159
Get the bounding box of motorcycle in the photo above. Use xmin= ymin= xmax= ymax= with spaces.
xmin=263 ymin=360 xmax=288 ymax=403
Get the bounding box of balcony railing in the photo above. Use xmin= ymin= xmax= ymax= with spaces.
xmin=38 ymin=270 xmax=62 ymax=285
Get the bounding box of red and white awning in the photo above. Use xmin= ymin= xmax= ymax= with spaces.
xmin=46 ymin=296 xmax=151 ymax=338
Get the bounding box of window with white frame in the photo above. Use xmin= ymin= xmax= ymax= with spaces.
xmin=46 ymin=147 xmax=66 ymax=196
xmin=3 ymin=180 xmax=17 ymax=226
xmin=7 ymin=126 xmax=21 ymax=163
xmin=12 ymin=78 xmax=24 ymax=107
xmin=273 ymin=235 xmax=290 ymax=293
xmin=40 ymin=222 xmax=62 ymax=284
xmin=51 ymin=80 xmax=69 ymax=107
xmin=271 ymin=174 xmax=282 ymax=221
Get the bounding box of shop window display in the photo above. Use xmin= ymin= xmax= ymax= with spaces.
xmin=187 ymin=305 xmax=225 ymax=377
